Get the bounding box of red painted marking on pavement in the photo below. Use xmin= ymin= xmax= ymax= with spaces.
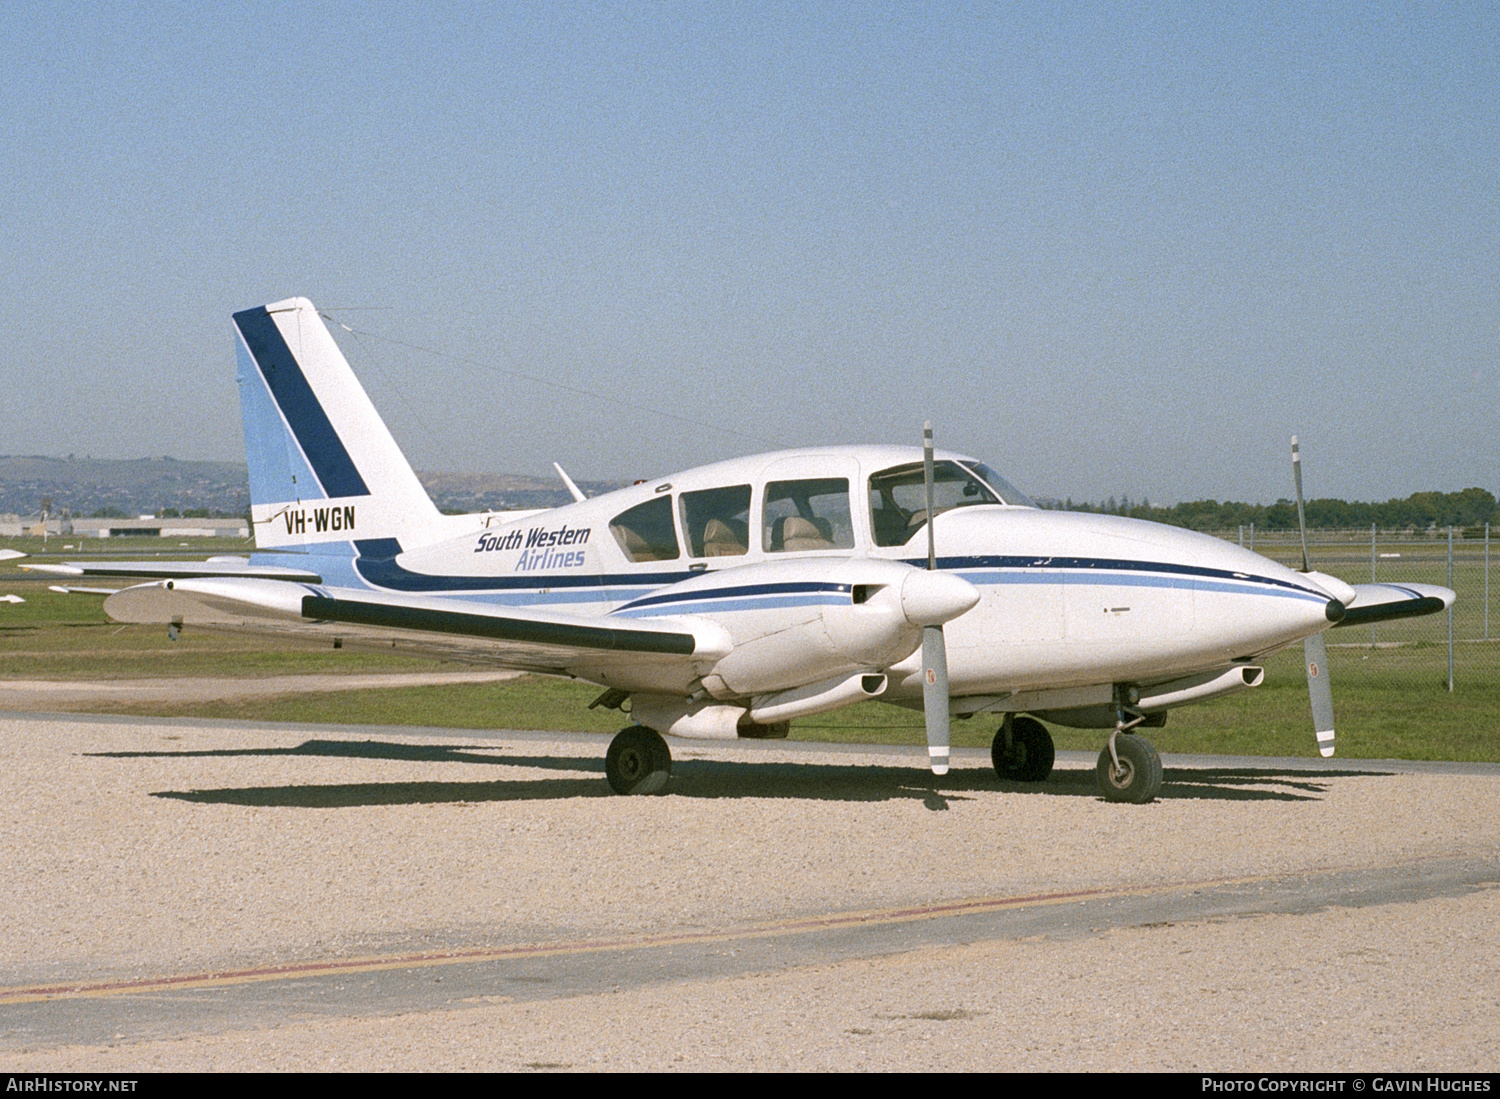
xmin=0 ymin=873 xmax=1273 ymax=1004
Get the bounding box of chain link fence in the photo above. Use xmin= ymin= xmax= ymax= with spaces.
xmin=1217 ymin=525 xmax=1496 ymax=693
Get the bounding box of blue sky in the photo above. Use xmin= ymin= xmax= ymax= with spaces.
xmin=2 ymin=2 xmax=1495 ymax=505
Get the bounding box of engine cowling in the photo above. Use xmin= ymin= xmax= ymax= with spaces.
xmin=610 ymin=557 xmax=978 ymax=697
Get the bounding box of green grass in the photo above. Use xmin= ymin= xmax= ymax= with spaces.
xmin=8 ymin=630 xmax=1495 ymax=762
xmin=0 ymin=581 xmax=443 ymax=678
xmin=75 ymin=674 xmax=633 ymax=732
xmin=0 ymin=536 xmax=253 ymax=556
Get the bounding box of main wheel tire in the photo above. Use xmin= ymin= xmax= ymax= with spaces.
xmin=605 ymin=727 xmax=672 ymax=795
xmin=1095 ymin=735 xmax=1163 ymax=804
xmin=992 ymin=716 xmax=1055 ymax=782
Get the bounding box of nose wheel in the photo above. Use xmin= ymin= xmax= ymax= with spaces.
xmin=1096 ymin=732 xmax=1162 ymax=803
xmin=606 ymin=726 xmax=673 ymax=795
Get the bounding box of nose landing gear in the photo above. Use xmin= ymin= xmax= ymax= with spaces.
xmin=1096 ymin=701 xmax=1162 ymax=803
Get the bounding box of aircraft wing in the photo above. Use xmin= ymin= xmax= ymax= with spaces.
xmin=103 ymin=577 xmax=731 ymax=689
xmin=22 ymin=559 xmax=324 ymax=582
xmin=1333 ymin=582 xmax=1455 ymax=627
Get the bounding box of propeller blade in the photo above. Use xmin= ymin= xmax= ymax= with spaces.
xmin=923 ymin=420 xmax=937 ymax=571
xmin=1292 ymin=435 xmax=1335 ymax=757
xmin=920 ymin=421 xmax=949 ymax=775
xmin=922 ymin=625 xmax=950 ymax=775
xmin=1291 ymin=435 xmax=1310 ymax=574
xmin=1304 ymin=632 xmax=1336 ymax=757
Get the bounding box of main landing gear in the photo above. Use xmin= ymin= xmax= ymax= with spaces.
xmin=991 ymin=715 xmax=1055 ymax=783
xmin=605 ymin=726 xmax=673 ymax=795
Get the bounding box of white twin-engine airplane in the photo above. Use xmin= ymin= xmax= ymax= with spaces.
xmin=35 ymin=298 xmax=1455 ymax=802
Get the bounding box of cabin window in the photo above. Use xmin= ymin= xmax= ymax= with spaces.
xmin=763 ymin=478 xmax=854 ymax=552
xmin=609 ymin=496 xmax=680 ymax=562
xmin=868 ymin=461 xmax=1003 ymax=547
xmin=680 ymin=485 xmax=751 ymax=558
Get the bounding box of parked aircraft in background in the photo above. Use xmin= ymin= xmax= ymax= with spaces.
xmin=28 ymin=299 xmax=1455 ymax=802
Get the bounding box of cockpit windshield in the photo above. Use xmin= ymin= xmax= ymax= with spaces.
xmin=960 ymin=461 xmax=1034 ymax=509
xmin=868 ymin=459 xmax=1032 ymax=547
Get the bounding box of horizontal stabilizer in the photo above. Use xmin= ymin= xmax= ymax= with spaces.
xmin=1333 ymin=582 xmax=1455 ymax=628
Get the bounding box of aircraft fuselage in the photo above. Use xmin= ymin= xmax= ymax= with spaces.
xmin=256 ymin=444 xmax=1339 ymax=715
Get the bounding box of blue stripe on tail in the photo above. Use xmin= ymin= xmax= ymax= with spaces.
xmin=232 ymin=306 xmax=369 ymax=499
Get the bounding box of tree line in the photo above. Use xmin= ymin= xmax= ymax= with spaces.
xmin=1048 ymin=487 xmax=1498 ymax=533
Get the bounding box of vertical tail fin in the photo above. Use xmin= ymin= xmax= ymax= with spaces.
xmin=233 ymin=297 xmax=442 ymax=552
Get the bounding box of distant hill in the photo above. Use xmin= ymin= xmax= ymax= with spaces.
xmin=0 ymin=456 xmax=622 ymax=517
xmin=0 ymin=456 xmax=250 ymax=518
xmin=416 ymin=469 xmax=623 ymax=514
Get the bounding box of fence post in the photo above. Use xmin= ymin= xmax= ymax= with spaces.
xmin=1448 ymin=526 xmax=1455 ymax=693
xmin=1486 ymin=522 xmax=1491 ymax=641
xmin=1370 ymin=523 xmax=1377 ymax=647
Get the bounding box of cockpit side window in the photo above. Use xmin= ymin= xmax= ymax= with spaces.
xmin=867 ymin=461 xmax=1002 ymax=547
xmin=680 ymin=485 xmax=751 ymax=558
xmin=609 ymin=496 xmax=680 ymax=562
xmin=763 ymin=478 xmax=854 ymax=552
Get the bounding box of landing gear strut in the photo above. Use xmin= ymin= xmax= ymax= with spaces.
xmin=605 ymin=726 xmax=672 ymax=795
xmin=992 ymin=715 xmax=1054 ymax=782
xmin=1096 ymin=723 xmax=1162 ymax=803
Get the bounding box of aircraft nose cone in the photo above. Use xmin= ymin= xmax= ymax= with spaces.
xmin=1326 ymin=598 xmax=1346 ymax=624
xmin=899 ymin=570 xmax=980 ymax=627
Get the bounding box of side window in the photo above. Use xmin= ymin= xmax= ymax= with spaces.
xmin=763 ymin=478 xmax=854 ymax=552
xmin=680 ymin=485 xmax=751 ymax=558
xmin=609 ymin=496 xmax=680 ymax=562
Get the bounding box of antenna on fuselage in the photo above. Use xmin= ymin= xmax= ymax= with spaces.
xmin=553 ymin=462 xmax=587 ymax=504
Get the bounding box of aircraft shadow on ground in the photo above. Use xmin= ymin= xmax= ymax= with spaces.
xmin=113 ymin=738 xmax=1392 ymax=808
xmin=91 ymin=738 xmax=551 ymax=768
xmin=1158 ymin=766 xmax=1392 ymax=802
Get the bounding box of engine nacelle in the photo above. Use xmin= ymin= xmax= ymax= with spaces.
xmin=612 ymin=558 xmax=977 ymax=698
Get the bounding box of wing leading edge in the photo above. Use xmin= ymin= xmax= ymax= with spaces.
xmin=1333 ymin=582 xmax=1454 ymax=627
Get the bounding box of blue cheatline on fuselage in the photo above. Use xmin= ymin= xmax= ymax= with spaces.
xmin=247 ymin=540 xmax=1334 ymax=616
xmin=612 ymin=582 xmax=855 ymax=618
xmin=953 ymin=568 xmax=1333 ymax=606
xmin=916 ymin=555 xmax=1332 ymax=605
